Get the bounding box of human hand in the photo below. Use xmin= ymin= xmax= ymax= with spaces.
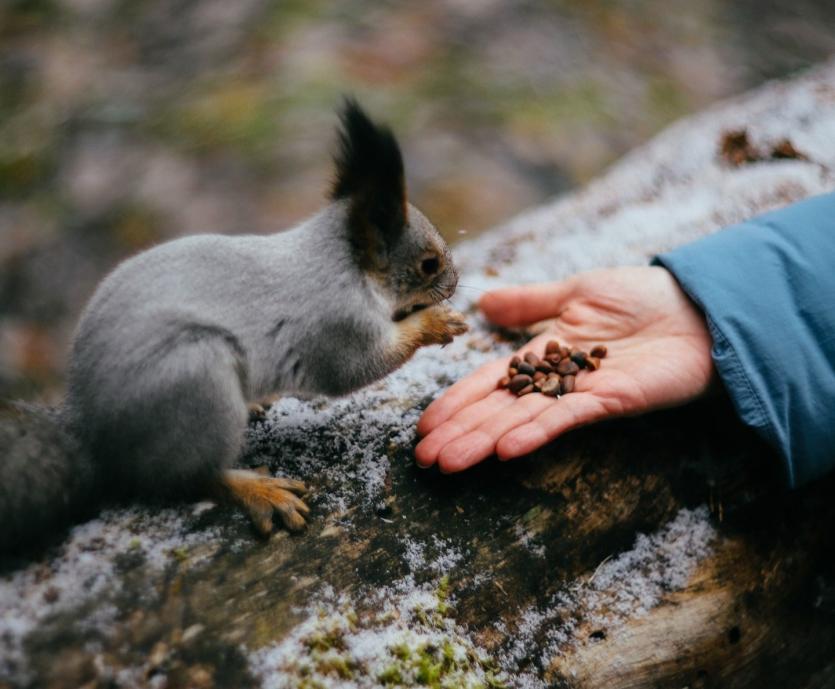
xmin=415 ymin=266 xmax=715 ymax=473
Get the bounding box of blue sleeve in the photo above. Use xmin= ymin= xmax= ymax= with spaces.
xmin=654 ymin=191 xmax=835 ymax=487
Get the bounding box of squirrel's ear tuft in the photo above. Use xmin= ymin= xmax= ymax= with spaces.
xmin=330 ymin=98 xmax=407 ymax=265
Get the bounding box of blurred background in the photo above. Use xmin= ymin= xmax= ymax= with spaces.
xmin=2 ymin=0 xmax=835 ymax=400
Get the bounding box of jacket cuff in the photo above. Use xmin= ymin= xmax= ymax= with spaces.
xmin=652 ymin=191 xmax=835 ymax=488
xmin=652 ymin=251 xmax=787 ymax=479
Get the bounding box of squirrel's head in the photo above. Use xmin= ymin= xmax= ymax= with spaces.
xmin=330 ymin=99 xmax=458 ymax=321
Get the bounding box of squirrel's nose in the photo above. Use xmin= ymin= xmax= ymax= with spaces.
xmin=443 ymin=267 xmax=459 ymax=298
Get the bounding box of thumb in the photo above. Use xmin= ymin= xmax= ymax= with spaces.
xmin=479 ymin=279 xmax=576 ymax=327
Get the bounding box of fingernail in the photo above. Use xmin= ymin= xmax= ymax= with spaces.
xmin=414 ymin=457 xmax=434 ymax=469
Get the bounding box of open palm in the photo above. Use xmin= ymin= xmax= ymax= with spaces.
xmin=415 ymin=266 xmax=715 ymax=473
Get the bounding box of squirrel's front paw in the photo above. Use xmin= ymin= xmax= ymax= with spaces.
xmin=221 ymin=469 xmax=309 ymax=536
xmin=418 ymin=305 xmax=469 ymax=346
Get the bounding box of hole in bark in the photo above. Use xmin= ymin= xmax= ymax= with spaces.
xmin=728 ymin=626 xmax=742 ymax=644
xmin=589 ymin=629 xmax=606 ymax=641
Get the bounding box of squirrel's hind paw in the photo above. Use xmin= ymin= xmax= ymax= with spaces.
xmin=221 ymin=469 xmax=309 ymax=536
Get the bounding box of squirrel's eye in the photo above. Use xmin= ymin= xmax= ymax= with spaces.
xmin=420 ymin=256 xmax=440 ymax=276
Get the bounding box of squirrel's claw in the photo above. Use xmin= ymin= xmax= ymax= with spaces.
xmin=271 ymin=494 xmax=308 ymax=533
xmin=411 ymin=305 xmax=469 ymax=347
xmin=247 ymin=403 xmax=268 ymax=423
xmin=444 ymin=310 xmax=468 ymax=338
xmin=221 ymin=469 xmax=310 ymax=536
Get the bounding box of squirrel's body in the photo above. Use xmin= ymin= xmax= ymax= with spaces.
xmin=1 ymin=102 xmax=466 ymax=551
xmin=70 ymin=203 xmax=392 ymax=406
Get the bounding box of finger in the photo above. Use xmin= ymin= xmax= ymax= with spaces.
xmin=479 ymin=279 xmax=576 ymax=327
xmin=495 ymin=392 xmax=609 ymax=460
xmin=417 ymin=358 xmax=511 ymax=436
xmin=436 ymin=393 xmax=555 ymax=473
xmin=417 ymin=330 xmax=566 ymax=437
xmin=415 ymin=390 xmax=517 ymax=467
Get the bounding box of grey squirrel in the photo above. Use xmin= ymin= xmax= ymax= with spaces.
xmin=0 ymin=100 xmax=467 ymax=551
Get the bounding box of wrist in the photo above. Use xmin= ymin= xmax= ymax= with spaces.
xmin=657 ymin=266 xmax=720 ymax=397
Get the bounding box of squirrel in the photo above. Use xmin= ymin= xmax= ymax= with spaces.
xmin=0 ymin=100 xmax=468 ymax=552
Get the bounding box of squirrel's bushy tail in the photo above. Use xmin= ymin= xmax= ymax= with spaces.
xmin=0 ymin=401 xmax=96 ymax=552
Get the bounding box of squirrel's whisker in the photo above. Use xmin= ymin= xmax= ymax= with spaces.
xmin=456 ymin=284 xmax=488 ymax=294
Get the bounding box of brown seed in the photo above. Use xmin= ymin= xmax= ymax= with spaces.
xmin=524 ymin=352 xmax=541 ymax=367
xmin=590 ymin=345 xmax=607 ymax=358
xmin=570 ymin=350 xmax=588 ymax=368
xmin=560 ymin=375 xmax=576 ymax=395
xmin=557 ymin=359 xmax=580 ymax=376
xmin=500 ymin=342 xmax=604 ymax=397
xmin=540 ymin=377 xmax=561 ymax=396
xmin=508 ymin=374 xmax=533 ymax=393
xmin=517 ymin=362 xmax=536 ymax=376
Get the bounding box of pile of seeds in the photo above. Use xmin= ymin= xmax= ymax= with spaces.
xmin=498 ymin=340 xmax=607 ymax=397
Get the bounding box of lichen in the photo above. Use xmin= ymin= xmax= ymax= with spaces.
xmin=250 ymin=578 xmax=509 ymax=689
